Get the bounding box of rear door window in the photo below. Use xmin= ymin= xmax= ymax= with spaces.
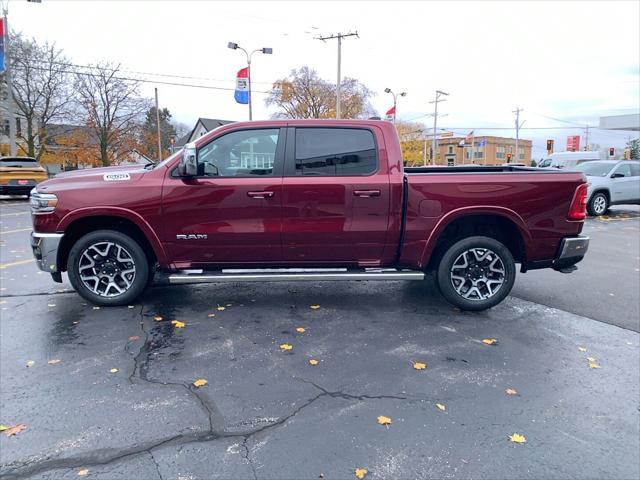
xmin=294 ymin=128 xmax=378 ymax=176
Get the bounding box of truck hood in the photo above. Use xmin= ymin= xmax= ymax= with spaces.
xmin=36 ymin=164 xmax=148 ymax=192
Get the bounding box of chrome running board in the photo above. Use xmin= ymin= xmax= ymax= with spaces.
xmin=168 ymin=268 xmax=425 ymax=284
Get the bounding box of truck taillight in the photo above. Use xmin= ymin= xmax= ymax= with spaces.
xmin=567 ymin=184 xmax=588 ymax=221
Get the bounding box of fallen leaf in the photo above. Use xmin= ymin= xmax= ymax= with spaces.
xmin=128 ymin=336 xmax=140 ymax=341
xmin=578 ymin=347 xmax=587 ymax=352
xmin=586 ymin=356 xmax=596 ymax=362
xmin=354 ymin=468 xmax=368 ymax=479
xmin=377 ymin=415 xmax=392 ymax=425
xmin=296 ymin=327 xmax=306 ymax=333
xmin=461 ymin=458 xmax=470 ymax=464
xmin=92 ymin=306 xmax=100 ymax=310
xmin=171 ymin=320 xmax=185 ymax=329
xmin=78 ymin=469 xmax=89 ymax=476
xmin=436 ymin=403 xmax=446 ymax=411
xmin=193 ymin=378 xmax=208 ymax=387
xmin=109 ymin=368 xmax=118 ymax=374
xmin=588 ymin=361 xmax=601 ymax=369
xmin=47 ymin=359 xmax=61 ymax=365
xmin=3 ymin=424 xmax=26 ymax=437
xmin=310 ymin=304 xmax=321 ymax=310
xmin=207 ymin=313 xmax=216 ymax=318
xmin=217 ymin=306 xmax=226 ymax=311
xmin=153 ymin=315 xmax=163 ymax=321
xmin=505 ymin=388 xmax=518 ymax=396
xmin=0 ymin=425 xmax=7 ymax=431
xmin=482 ymin=338 xmax=498 ymax=345
xmin=25 ymin=360 xmax=35 ymax=368
xmin=413 ymin=362 xmax=426 ymax=370
xmin=509 ymin=433 xmax=526 ymax=444
xmin=309 ymin=359 xmax=319 ymax=366
xmin=280 ymin=343 xmax=293 ymax=351
xmin=128 ymin=305 xmax=135 ymax=309
xmin=47 ymin=304 xmax=56 ymax=307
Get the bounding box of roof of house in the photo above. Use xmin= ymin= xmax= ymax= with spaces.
xmin=177 ymin=118 xmax=234 ymax=146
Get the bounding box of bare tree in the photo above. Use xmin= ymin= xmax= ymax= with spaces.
xmin=74 ymin=63 xmax=149 ymax=166
xmin=9 ymin=34 xmax=74 ymax=159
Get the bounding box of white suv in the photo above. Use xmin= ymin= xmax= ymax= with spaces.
xmin=574 ymin=161 xmax=640 ymax=216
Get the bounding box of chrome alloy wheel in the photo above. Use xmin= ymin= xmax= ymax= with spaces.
xmin=593 ymin=195 xmax=607 ymax=215
xmin=78 ymin=242 xmax=136 ymax=297
xmin=450 ymin=248 xmax=506 ymax=301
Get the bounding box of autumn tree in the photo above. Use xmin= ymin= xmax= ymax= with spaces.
xmin=395 ymin=121 xmax=429 ymax=166
xmin=8 ymin=34 xmax=74 ymax=159
xmin=266 ymin=66 xmax=376 ymax=119
xmin=74 ymin=63 xmax=149 ymax=166
xmin=139 ymin=107 xmax=177 ymax=161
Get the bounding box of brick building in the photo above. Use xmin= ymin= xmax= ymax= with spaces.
xmin=434 ymin=136 xmax=532 ymax=166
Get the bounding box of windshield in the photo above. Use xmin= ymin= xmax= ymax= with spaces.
xmin=0 ymin=157 xmax=40 ymax=168
xmin=573 ymin=162 xmax=615 ymax=177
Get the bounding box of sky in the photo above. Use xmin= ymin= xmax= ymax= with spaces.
xmin=6 ymin=0 xmax=640 ymax=158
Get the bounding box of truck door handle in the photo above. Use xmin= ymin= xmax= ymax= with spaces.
xmin=354 ymin=189 xmax=381 ymax=198
xmin=247 ymin=191 xmax=274 ymax=199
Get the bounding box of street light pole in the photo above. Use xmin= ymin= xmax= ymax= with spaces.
xmin=228 ymin=42 xmax=273 ymax=121
xmin=429 ymin=90 xmax=449 ymax=165
xmin=512 ymin=107 xmax=525 ymax=163
xmin=2 ymin=4 xmax=16 ymax=156
xmin=384 ymin=88 xmax=406 ymax=123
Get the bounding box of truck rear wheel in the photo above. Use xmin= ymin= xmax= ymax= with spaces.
xmin=67 ymin=230 xmax=149 ymax=306
xmin=436 ymin=236 xmax=515 ymax=311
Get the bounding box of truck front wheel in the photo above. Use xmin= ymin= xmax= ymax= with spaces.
xmin=67 ymin=230 xmax=149 ymax=306
xmin=436 ymin=236 xmax=515 ymax=311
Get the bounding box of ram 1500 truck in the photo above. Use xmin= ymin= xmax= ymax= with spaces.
xmin=30 ymin=119 xmax=590 ymax=310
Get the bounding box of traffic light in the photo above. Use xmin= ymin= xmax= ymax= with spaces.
xmin=609 ymin=147 xmax=615 ymax=157
xmin=546 ymin=139 xmax=554 ymax=153
xmin=506 ymin=153 xmax=512 ymax=162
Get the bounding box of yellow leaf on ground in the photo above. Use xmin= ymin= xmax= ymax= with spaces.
xmin=280 ymin=343 xmax=293 ymax=351
xmin=436 ymin=403 xmax=446 ymax=411
xmin=217 ymin=306 xmax=226 ymax=311
xmin=78 ymin=469 xmax=89 ymax=476
xmin=171 ymin=320 xmax=185 ymax=328
xmin=92 ymin=306 xmax=100 ymax=310
xmin=47 ymin=304 xmax=56 ymax=307
xmin=154 ymin=316 xmax=163 ymax=321
xmin=509 ymin=433 xmax=527 ymax=443
xmin=3 ymin=424 xmax=26 ymax=437
xmin=505 ymin=388 xmax=518 ymax=396
xmin=354 ymin=468 xmax=368 ymax=479
xmin=296 ymin=327 xmax=306 ymax=333
xmin=377 ymin=415 xmax=392 ymax=425
xmin=413 ymin=362 xmax=426 ymax=370
xmin=207 ymin=313 xmax=216 ymax=318
xmin=193 ymin=379 xmax=208 ymax=387
xmin=309 ymin=359 xmax=319 ymax=366
xmin=25 ymin=360 xmax=35 ymax=368
xmin=482 ymin=338 xmax=498 ymax=345
xmin=109 ymin=368 xmax=118 ymax=374
xmin=0 ymin=425 xmax=7 ymax=431
xmin=578 ymin=347 xmax=587 ymax=352
xmin=47 ymin=359 xmax=61 ymax=365
xmin=588 ymin=361 xmax=601 ymax=369
xmin=310 ymin=304 xmax=321 ymax=310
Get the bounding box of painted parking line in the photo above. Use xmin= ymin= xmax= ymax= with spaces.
xmin=0 ymin=228 xmax=32 ymax=235
xmin=0 ymin=259 xmax=34 ymax=270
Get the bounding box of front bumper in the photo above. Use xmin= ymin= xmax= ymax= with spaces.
xmin=31 ymin=232 xmax=64 ymax=273
xmin=553 ymin=235 xmax=589 ymax=271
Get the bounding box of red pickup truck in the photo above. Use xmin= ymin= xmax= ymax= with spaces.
xmin=30 ymin=119 xmax=589 ymax=310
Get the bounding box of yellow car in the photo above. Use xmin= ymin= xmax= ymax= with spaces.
xmin=0 ymin=156 xmax=49 ymax=196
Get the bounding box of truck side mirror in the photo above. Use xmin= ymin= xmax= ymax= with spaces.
xmin=178 ymin=144 xmax=198 ymax=177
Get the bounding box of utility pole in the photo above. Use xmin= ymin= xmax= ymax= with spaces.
xmin=584 ymin=125 xmax=590 ymax=151
xmin=1 ymin=4 xmax=16 ymax=156
xmin=316 ymin=31 xmax=358 ymax=119
xmin=512 ymin=107 xmax=525 ymax=163
xmin=154 ymin=88 xmax=162 ymax=162
xmin=429 ymin=90 xmax=449 ymax=165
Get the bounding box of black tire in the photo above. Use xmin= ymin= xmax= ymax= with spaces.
xmin=436 ymin=236 xmax=515 ymax=311
xmin=67 ymin=230 xmax=149 ymax=306
xmin=587 ymin=192 xmax=608 ymax=216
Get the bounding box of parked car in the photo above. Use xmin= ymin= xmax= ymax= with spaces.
xmin=0 ymin=156 xmax=48 ymax=196
xmin=538 ymin=151 xmax=600 ymax=169
xmin=572 ymin=160 xmax=640 ymax=216
xmin=30 ymin=119 xmax=590 ymax=311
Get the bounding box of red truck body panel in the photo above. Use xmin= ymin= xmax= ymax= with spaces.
xmin=32 ymin=119 xmax=586 ymax=273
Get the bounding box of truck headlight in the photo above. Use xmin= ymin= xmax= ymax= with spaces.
xmin=30 ymin=190 xmax=58 ymax=213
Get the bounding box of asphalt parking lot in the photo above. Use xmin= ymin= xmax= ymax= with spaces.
xmin=1 ymin=198 xmax=639 ymax=479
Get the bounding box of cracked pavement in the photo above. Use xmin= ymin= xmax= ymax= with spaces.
xmin=1 ymin=200 xmax=639 ymax=479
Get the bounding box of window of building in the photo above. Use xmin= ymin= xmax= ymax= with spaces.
xmin=447 ymin=146 xmax=454 ymax=154
xmin=447 ymin=158 xmax=455 ymax=166
xmin=295 ymin=128 xmax=377 ymax=176
xmin=496 ymin=146 xmax=505 ymax=159
xmin=197 ymin=128 xmax=280 ymax=177
xmin=474 ymin=151 xmax=484 ymax=159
